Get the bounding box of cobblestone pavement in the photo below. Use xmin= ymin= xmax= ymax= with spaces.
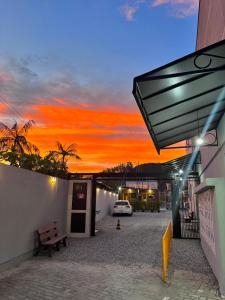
xmin=0 ymin=211 xmax=221 ymax=300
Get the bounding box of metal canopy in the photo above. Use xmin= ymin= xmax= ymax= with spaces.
xmin=161 ymin=153 xmax=200 ymax=176
xmin=133 ymin=39 xmax=225 ymax=153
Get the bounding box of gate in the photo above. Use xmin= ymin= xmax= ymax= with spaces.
xmin=67 ymin=180 xmax=92 ymax=237
xmin=179 ymin=179 xmax=200 ymax=239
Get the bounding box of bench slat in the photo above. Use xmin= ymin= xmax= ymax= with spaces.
xmin=38 ymin=223 xmax=57 ymax=235
xmin=42 ymin=235 xmax=67 ymax=246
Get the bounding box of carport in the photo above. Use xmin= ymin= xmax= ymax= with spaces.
xmin=132 ymin=39 xmax=225 ymax=238
xmin=133 ymin=39 xmax=225 ymax=152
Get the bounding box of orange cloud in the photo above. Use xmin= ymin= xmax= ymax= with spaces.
xmin=0 ymin=103 xmax=7 ymax=113
xmin=24 ymin=104 xmax=186 ymax=172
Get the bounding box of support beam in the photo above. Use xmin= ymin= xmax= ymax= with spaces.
xmin=90 ymin=178 xmax=96 ymax=237
xmin=171 ymin=182 xmax=181 ymax=238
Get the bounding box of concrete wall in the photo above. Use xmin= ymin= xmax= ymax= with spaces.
xmin=96 ymin=188 xmax=118 ymax=222
xmin=199 ymin=114 xmax=225 ymax=181
xmin=196 ymin=0 xmax=225 ymax=181
xmin=0 ymin=164 xmax=68 ymax=266
xmin=195 ymin=1 xmax=225 ymax=294
xmin=195 ymin=179 xmax=225 ymax=295
xmin=197 ymin=0 xmax=225 ymax=49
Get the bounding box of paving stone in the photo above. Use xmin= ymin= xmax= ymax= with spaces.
xmin=0 ymin=212 xmax=221 ymax=300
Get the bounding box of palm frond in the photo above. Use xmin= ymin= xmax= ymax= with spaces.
xmin=18 ymin=136 xmax=39 ymax=154
xmin=0 ymin=137 xmax=14 ymax=143
xmin=30 ymin=143 xmax=40 ymax=154
xmin=20 ymin=120 xmax=35 ymax=135
xmin=11 ymin=122 xmax=18 ymax=131
xmin=66 ymin=143 xmax=76 ymax=152
xmin=71 ymin=153 xmax=81 ymax=160
xmin=56 ymin=141 xmax=64 ymax=153
xmin=15 ymin=142 xmax=24 ymax=154
xmin=0 ymin=122 xmax=11 ymax=135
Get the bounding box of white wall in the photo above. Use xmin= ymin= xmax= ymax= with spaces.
xmin=195 ymin=179 xmax=225 ymax=296
xmin=195 ymin=2 xmax=225 ymax=294
xmin=199 ymin=111 xmax=225 ymax=181
xmin=197 ymin=0 xmax=225 ymax=49
xmin=195 ymin=106 xmax=225 ymax=296
xmin=96 ymin=188 xmax=118 ymax=222
xmin=194 ymin=96 xmax=225 ymax=297
xmin=0 ymin=164 xmax=68 ymax=265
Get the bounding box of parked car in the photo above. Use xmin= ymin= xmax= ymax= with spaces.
xmin=112 ymin=200 xmax=133 ymax=216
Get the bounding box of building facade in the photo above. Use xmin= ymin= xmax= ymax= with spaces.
xmin=194 ymin=0 xmax=225 ymax=295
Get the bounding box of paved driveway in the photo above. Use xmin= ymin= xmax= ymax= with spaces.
xmin=0 ymin=212 xmax=220 ymax=300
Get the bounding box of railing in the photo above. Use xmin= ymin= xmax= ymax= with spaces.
xmin=162 ymin=222 xmax=172 ymax=283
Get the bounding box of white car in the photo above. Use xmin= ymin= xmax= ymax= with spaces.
xmin=112 ymin=200 xmax=133 ymax=216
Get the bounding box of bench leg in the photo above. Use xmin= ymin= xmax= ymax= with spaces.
xmin=34 ymin=246 xmax=40 ymax=256
xmin=48 ymin=247 xmax=52 ymax=257
xmin=56 ymin=243 xmax=60 ymax=251
xmin=63 ymin=238 xmax=67 ymax=247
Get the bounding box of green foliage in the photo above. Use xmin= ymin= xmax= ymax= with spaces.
xmin=0 ymin=121 xmax=81 ymax=177
xmin=130 ymin=198 xmax=160 ymax=212
xmin=0 ymin=150 xmax=65 ymax=176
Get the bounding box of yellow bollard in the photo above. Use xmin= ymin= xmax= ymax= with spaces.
xmin=162 ymin=222 xmax=172 ymax=283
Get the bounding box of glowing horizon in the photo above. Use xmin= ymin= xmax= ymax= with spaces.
xmin=0 ymin=0 xmax=196 ymax=172
xmin=0 ymin=103 xmax=186 ymax=172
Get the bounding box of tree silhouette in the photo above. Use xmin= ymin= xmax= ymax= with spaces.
xmin=0 ymin=120 xmax=39 ymax=154
xmin=53 ymin=142 xmax=81 ymax=171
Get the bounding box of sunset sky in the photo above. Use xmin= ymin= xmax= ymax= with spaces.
xmin=0 ymin=0 xmax=198 ymax=172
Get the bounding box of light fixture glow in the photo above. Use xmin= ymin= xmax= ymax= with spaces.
xmin=179 ymin=169 xmax=183 ymax=175
xmin=49 ymin=176 xmax=57 ymax=186
xmin=128 ymin=189 xmax=132 ymax=193
xmin=118 ymin=186 xmax=122 ymax=191
xmin=196 ymin=137 xmax=204 ymax=145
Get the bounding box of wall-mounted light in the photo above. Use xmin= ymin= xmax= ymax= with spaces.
xmin=195 ymin=137 xmax=204 ymax=145
xmin=49 ymin=176 xmax=57 ymax=186
xmin=118 ymin=186 xmax=122 ymax=191
xmin=128 ymin=189 xmax=132 ymax=193
xmin=179 ymin=169 xmax=183 ymax=175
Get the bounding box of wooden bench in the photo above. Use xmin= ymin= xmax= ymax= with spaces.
xmin=35 ymin=223 xmax=67 ymax=257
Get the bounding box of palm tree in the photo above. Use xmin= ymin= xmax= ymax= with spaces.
xmin=0 ymin=120 xmax=39 ymax=154
xmin=53 ymin=142 xmax=81 ymax=171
